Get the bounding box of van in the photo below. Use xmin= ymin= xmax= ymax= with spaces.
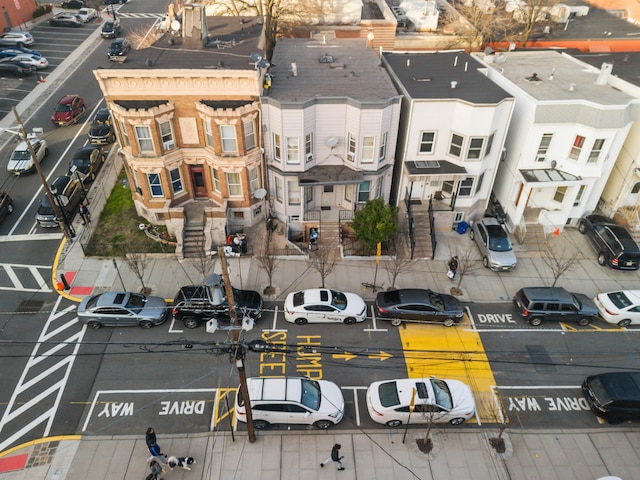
xmin=582 ymin=372 xmax=640 ymax=424
xmin=235 ymin=377 xmax=344 ymax=430
xmin=513 ymin=287 xmax=598 ymax=326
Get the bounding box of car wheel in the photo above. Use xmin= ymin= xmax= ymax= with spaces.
xmin=17 ymin=42 xmax=24 ymax=48
xmin=87 ymin=320 xmax=102 ymax=329
xmin=294 ymin=317 xmax=308 ymax=325
xmin=314 ymin=420 xmax=333 ymax=429
xmin=597 ymin=253 xmax=607 ymax=266
xmin=482 ymin=257 xmax=489 ymax=268
xmin=529 ymin=317 xmax=543 ymax=327
xmin=253 ymin=420 xmax=270 ymax=430
xmin=577 ymin=317 xmax=591 ymax=327
xmin=386 ymin=419 xmax=402 ymax=427
xmin=617 ymin=319 xmax=632 ymax=328
xmin=344 ymin=317 xmax=356 ymax=325
xmin=182 ymin=317 xmax=199 ymax=329
xmin=391 ymin=318 xmax=402 ymax=326
xmin=7 ymin=204 xmax=13 ymax=214
xmin=607 ymin=416 xmax=624 ymax=425
xmin=469 ymin=229 xmax=475 ymax=240
xmin=449 ymin=417 xmax=465 ymax=425
xmin=578 ymin=222 xmax=587 ymax=234
xmin=443 ymin=318 xmax=455 ymax=327
xmin=139 ymin=320 xmax=154 ymax=329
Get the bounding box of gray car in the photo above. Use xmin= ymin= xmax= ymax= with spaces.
xmin=470 ymin=217 xmax=517 ymax=271
xmin=77 ymin=292 xmax=170 ymax=329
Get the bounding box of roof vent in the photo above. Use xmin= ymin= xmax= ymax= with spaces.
xmin=526 ymin=73 xmax=541 ymax=82
xmin=569 ymin=83 xmax=576 ymax=91
xmin=319 ymin=54 xmax=335 ymax=64
xmin=451 ymin=81 xmax=457 ymax=88
xmin=291 ymin=61 xmax=298 ymax=77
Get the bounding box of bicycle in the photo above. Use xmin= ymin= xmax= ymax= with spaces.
xmin=361 ymin=281 xmax=385 ymax=293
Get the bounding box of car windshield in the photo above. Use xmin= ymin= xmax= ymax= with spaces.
xmin=607 ymin=291 xmax=632 ymax=309
xmin=378 ymin=381 xmax=400 ymax=407
xmin=103 ymin=22 xmax=115 ymax=29
xmin=330 ymin=290 xmax=348 ymax=310
xmin=85 ymin=295 xmax=100 ymax=309
xmin=300 ymin=378 xmax=321 ymax=411
xmin=430 ymin=379 xmax=453 ymax=410
xmin=589 ymin=377 xmax=613 ymax=405
xmin=71 ymin=157 xmax=90 ymax=168
xmin=10 ymin=149 xmax=29 ymax=161
xmin=427 ymin=291 xmax=444 ymax=310
xmin=486 ymin=225 xmax=512 ymax=251
xmin=125 ymin=294 xmax=146 ymax=313
xmin=56 ymin=104 xmax=72 ymax=112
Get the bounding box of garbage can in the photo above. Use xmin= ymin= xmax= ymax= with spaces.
xmin=456 ymin=221 xmax=469 ymax=234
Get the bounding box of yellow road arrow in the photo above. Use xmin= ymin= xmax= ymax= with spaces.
xmin=332 ymin=352 xmax=357 ymax=361
xmin=368 ymin=351 xmax=392 ymax=361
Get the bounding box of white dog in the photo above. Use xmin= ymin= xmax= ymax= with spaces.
xmin=167 ymin=456 xmax=196 ymax=471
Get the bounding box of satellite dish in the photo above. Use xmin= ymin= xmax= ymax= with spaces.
xmin=551 ymin=160 xmax=557 ymax=169
xmin=250 ymin=52 xmax=263 ymax=62
xmin=258 ymin=59 xmax=270 ymax=69
xmin=254 ymin=188 xmax=268 ymax=199
xmin=326 ymin=136 xmax=338 ymax=148
xmin=170 ymin=20 xmax=180 ymax=32
xmin=495 ymin=53 xmax=507 ymax=65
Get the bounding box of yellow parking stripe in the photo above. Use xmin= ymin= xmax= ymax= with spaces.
xmin=399 ymin=317 xmax=499 ymax=423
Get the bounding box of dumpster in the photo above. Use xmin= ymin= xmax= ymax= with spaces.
xmin=456 ymin=221 xmax=469 ymax=234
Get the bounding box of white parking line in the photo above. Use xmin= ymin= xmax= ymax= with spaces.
xmin=364 ymin=305 xmax=388 ymax=332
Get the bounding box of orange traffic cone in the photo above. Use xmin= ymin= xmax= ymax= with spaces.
xmin=553 ymin=228 xmax=560 ymax=236
xmin=39 ymin=75 xmax=45 ymax=83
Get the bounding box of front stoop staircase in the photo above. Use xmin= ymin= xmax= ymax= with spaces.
xmin=411 ymin=209 xmax=434 ymax=259
xmin=516 ymin=223 xmax=547 ymax=253
xmin=182 ymin=218 xmax=206 ymax=259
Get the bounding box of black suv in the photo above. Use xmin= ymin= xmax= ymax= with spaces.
xmin=513 ymin=287 xmax=598 ymax=326
xmin=0 ymin=191 xmax=14 ymax=224
xmin=88 ymin=108 xmax=115 ymax=144
xmin=582 ymin=372 xmax=640 ymax=424
xmin=172 ymin=275 xmax=264 ymax=329
xmin=579 ymin=214 xmax=640 ymax=270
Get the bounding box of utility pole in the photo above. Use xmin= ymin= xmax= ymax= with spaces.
xmin=218 ymin=246 xmax=256 ymax=443
xmin=12 ymin=107 xmax=75 ymax=241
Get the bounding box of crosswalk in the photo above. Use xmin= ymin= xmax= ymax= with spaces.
xmin=109 ymin=12 xmax=165 ymax=19
xmin=0 ymin=263 xmax=52 ymax=293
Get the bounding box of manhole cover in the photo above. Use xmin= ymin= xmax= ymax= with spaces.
xmin=17 ymin=300 xmax=44 ymax=313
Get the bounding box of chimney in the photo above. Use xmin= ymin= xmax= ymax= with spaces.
xmin=182 ymin=3 xmax=208 ymax=47
xmin=451 ymin=81 xmax=457 ymax=89
xmin=595 ymin=62 xmax=613 ymax=85
xmin=291 ymin=62 xmax=298 ymax=77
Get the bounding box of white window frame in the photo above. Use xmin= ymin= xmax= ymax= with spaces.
xmin=159 ymin=120 xmax=175 ymax=151
xmin=135 ymin=125 xmax=154 ymax=153
xmin=375 ymin=178 xmax=384 ymax=198
xmin=587 ymin=139 xmax=605 ymax=164
xmin=288 ymin=181 xmax=300 ymax=205
xmin=120 ymin=120 xmax=129 ymax=146
xmin=536 ymin=134 xmax=553 ymax=162
xmin=574 ymin=184 xmax=586 ymax=206
xmin=244 ymin=119 xmax=256 ymax=151
xmin=147 ymin=173 xmax=163 ymax=197
xmin=220 ymin=125 xmax=237 ymax=154
xmin=449 ymin=133 xmax=464 ymax=158
xmin=347 ymin=132 xmax=356 ymax=162
xmin=212 ymin=167 xmax=221 ymax=193
xmin=361 ymin=136 xmax=375 ymax=163
xmin=569 ymin=135 xmax=585 ymax=160
xmin=379 ymin=132 xmax=387 ymax=160
xmin=203 ymin=120 xmax=214 ymax=148
xmin=554 ymin=186 xmax=567 ymax=203
xmin=273 ymin=133 xmax=281 ymax=161
xmin=419 ymin=131 xmax=435 ymax=154
xmin=249 ymin=166 xmax=260 ymax=194
xmin=358 ymin=180 xmax=371 ymax=203
xmin=305 ymin=133 xmax=314 ymax=162
xmin=169 ymin=167 xmax=183 ymax=194
xmin=275 ymin=177 xmax=283 ymax=203
xmin=226 ymin=172 xmax=242 ymax=197
xmin=458 ymin=177 xmax=474 ymax=197
xmin=286 ymin=137 xmax=299 ymax=164
xmin=467 ymin=137 xmax=484 ymax=160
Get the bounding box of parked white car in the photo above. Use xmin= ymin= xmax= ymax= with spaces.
xmin=284 ymin=288 xmax=367 ymax=324
xmin=10 ymin=53 xmax=48 ymax=69
xmin=235 ymin=377 xmax=344 ymax=429
xmin=7 ymin=134 xmax=48 ymax=175
xmin=595 ymin=290 xmax=640 ymax=327
xmin=366 ymin=377 xmax=476 ymax=427
xmin=76 ymin=8 xmax=98 ymax=23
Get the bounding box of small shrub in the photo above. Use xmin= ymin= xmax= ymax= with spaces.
xmin=32 ymin=4 xmax=53 ymax=19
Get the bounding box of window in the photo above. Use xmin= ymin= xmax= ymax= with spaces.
xmin=159 ymin=120 xmax=175 ymax=151
xmin=249 ymin=167 xmax=260 ymax=194
xmin=632 ymin=182 xmax=640 ymax=194
xmin=569 ymin=135 xmax=585 ymax=160
xmin=305 ymin=133 xmax=314 ymax=161
xmin=536 ymin=134 xmax=552 ymax=162
xmin=220 ymin=125 xmax=237 ymax=153
xmin=449 ymin=133 xmax=464 ymax=157
xmin=212 ymin=168 xmax=221 ymax=193
xmin=305 ymin=185 xmax=313 ymax=203
xmin=244 ymin=119 xmax=255 ymax=150
xmin=275 ymin=177 xmax=283 ymax=202
xmin=288 ymin=181 xmax=300 ymax=205
xmin=476 ymin=172 xmax=485 ymax=194
xmin=588 ymin=139 xmax=605 ymax=163
xmin=147 ymin=173 xmax=163 ymax=197
xmin=467 ymin=137 xmax=484 ymax=159
xmin=574 ymin=185 xmax=586 ymax=206
xmin=226 ymin=172 xmax=242 ymax=196
xmin=345 ymin=184 xmax=354 ymax=202
xmin=442 ymin=180 xmax=454 ymax=195
xmin=203 ymin=120 xmax=214 ymax=148
xmin=286 ymin=137 xmax=299 ymax=164
xmin=135 ymin=125 xmax=154 ymax=153
xmin=358 ymin=180 xmax=371 ymax=203
xmin=347 ymin=132 xmax=356 ymax=162
xmin=379 ymin=132 xmax=387 ymax=160
xmin=485 ymin=132 xmax=495 ymax=156
xmin=458 ymin=177 xmax=474 ymax=197
xmin=554 ymin=186 xmax=567 ymax=203
xmin=376 ymin=178 xmax=384 ymax=198
xmin=273 ymin=133 xmax=281 ymax=161
xmin=120 ymin=120 xmax=129 ymax=146
xmin=362 ymin=136 xmax=375 ymax=163
xmin=169 ymin=168 xmax=182 ymax=194
xmin=419 ymin=131 xmax=435 ymax=154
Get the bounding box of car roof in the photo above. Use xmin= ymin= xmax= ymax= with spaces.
xmin=59 ymin=94 xmax=79 ymax=104
xmin=95 ymin=292 xmax=132 ymax=307
xmin=73 ymin=146 xmax=99 ymax=158
xmin=603 ymin=224 xmax=639 ymax=251
xmin=590 ymin=372 xmax=640 ymax=402
xmin=247 ymin=377 xmax=303 ymax=402
xmin=50 ymin=175 xmax=72 ymax=192
xmin=383 ymin=288 xmax=435 ymax=304
xmin=518 ymin=287 xmax=573 ymax=302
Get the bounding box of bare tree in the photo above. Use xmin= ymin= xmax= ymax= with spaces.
xmin=541 ymin=237 xmax=580 ymax=287
xmin=309 ymin=246 xmax=337 ymax=288
xmin=483 ymin=387 xmax=509 ymax=453
xmin=506 ymin=0 xmax=556 ymax=47
xmin=187 ymin=243 xmax=218 ymax=284
xmin=451 ymin=248 xmax=479 ymax=295
xmin=256 ymin=243 xmax=280 ymax=295
xmin=384 ymin=237 xmax=415 ymax=290
xmin=124 ymin=251 xmax=150 ymax=294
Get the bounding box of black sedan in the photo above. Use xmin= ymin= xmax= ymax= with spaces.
xmin=578 ymin=214 xmax=640 ymax=270
xmin=583 ymin=372 xmax=640 ymax=424
xmin=101 ymin=20 xmax=121 ymax=39
xmin=67 ymin=145 xmax=105 ymax=183
xmin=108 ymin=38 xmax=130 ymax=60
xmin=88 ymin=108 xmax=115 ymax=144
xmin=61 ymin=0 xmax=85 ymax=8
xmin=375 ymin=288 xmax=464 ymax=326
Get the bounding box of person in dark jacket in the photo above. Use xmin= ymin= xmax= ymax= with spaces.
xmin=145 ymin=427 xmax=156 ymax=448
xmin=320 ymin=443 xmax=345 ymax=470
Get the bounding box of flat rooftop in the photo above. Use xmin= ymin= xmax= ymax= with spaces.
xmin=477 ymin=50 xmax=634 ymax=105
xmin=571 ymin=51 xmax=640 ymax=87
xmin=383 ymin=51 xmax=512 ymax=104
xmin=265 ymin=38 xmax=399 ymax=103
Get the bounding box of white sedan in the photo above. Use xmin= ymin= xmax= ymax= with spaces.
xmin=10 ymin=53 xmax=48 ymax=69
xmin=7 ymin=136 xmax=48 ymax=175
xmin=76 ymin=8 xmax=98 ymax=23
xmin=283 ymin=288 xmax=367 ymax=325
xmin=366 ymin=377 xmax=476 ymax=427
xmin=595 ymin=290 xmax=640 ymax=327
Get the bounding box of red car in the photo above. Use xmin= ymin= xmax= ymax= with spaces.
xmin=51 ymin=94 xmax=85 ymax=126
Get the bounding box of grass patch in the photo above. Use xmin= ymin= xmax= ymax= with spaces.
xmin=85 ymin=169 xmax=174 ymax=257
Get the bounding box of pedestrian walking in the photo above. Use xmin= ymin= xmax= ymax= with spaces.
xmin=447 ymin=255 xmax=459 ymax=279
xmin=320 ymin=443 xmax=345 ymax=471
xmin=147 ymin=459 xmax=164 ymax=480
xmin=145 ymin=427 xmax=156 ymax=448
xmin=78 ymin=203 xmax=90 ymax=225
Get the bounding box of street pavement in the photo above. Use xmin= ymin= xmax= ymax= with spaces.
xmin=1 ymin=9 xmax=640 ymax=480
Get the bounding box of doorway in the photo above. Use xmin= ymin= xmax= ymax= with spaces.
xmin=321 ymin=185 xmax=335 ymax=209
xmin=189 ymin=165 xmax=208 ymax=197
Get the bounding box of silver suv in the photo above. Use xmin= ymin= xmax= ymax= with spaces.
xmin=470 ymin=217 xmax=517 ymax=271
xmin=0 ymin=32 xmax=35 ymax=48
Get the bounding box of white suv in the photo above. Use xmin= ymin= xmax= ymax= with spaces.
xmin=235 ymin=377 xmax=344 ymax=430
xmin=0 ymin=31 xmax=35 ymax=48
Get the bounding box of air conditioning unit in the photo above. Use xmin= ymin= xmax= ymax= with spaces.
xmin=306 ymin=153 xmax=314 ymax=161
xmin=163 ymin=141 xmax=175 ymax=150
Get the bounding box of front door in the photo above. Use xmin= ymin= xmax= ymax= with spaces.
xmin=321 ymin=185 xmax=335 ymax=209
xmin=189 ymin=165 xmax=208 ymax=197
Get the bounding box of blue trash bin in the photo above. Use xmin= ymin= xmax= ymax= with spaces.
xmin=456 ymin=221 xmax=469 ymax=234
